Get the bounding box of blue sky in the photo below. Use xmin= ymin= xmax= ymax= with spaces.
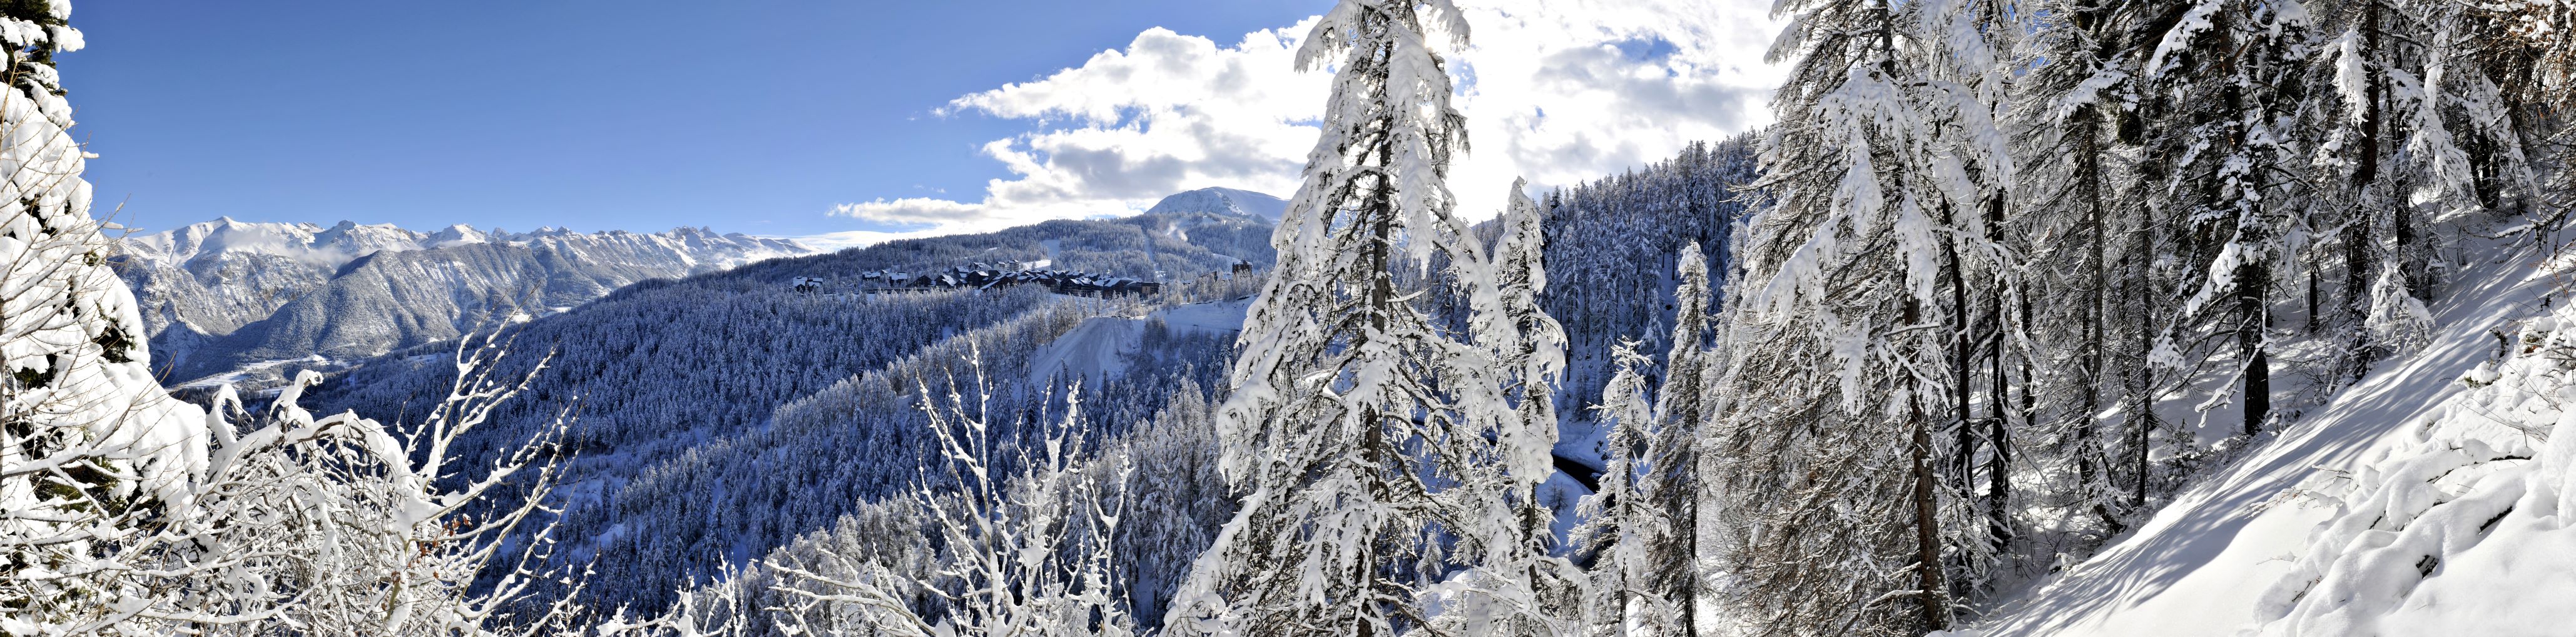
xmin=64 ymin=1 xmax=1330 ymax=237
xmin=64 ymin=1 xmax=1779 ymax=245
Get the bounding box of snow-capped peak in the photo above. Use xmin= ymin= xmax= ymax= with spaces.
xmin=426 ymin=224 xmax=489 ymax=248
xmin=1144 ymin=186 xmax=1288 ymax=222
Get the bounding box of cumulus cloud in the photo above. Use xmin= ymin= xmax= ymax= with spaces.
xmin=818 ymin=0 xmax=1781 ymax=244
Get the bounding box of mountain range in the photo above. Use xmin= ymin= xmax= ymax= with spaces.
xmin=115 ymin=217 xmax=812 ymax=387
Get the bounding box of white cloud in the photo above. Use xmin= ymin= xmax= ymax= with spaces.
xmin=815 ymin=0 xmax=1781 ymax=245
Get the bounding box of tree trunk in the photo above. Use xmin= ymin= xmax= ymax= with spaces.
xmin=1948 ymin=231 xmax=1976 ymax=496
xmin=2125 ymin=165 xmax=2158 ymax=511
xmin=2239 ymin=260 xmax=2271 ymax=437
xmin=1982 ymin=193 xmax=2012 ymax=549
xmin=1910 ymin=388 xmax=1951 ymax=632
xmin=2079 ymin=102 xmax=2122 ymax=533
xmin=2346 ymin=0 xmax=2385 ymax=380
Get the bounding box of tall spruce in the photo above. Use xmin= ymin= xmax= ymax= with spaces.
xmin=2134 ymin=0 xmax=2313 ymax=437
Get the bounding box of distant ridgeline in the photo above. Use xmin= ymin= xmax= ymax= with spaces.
xmin=113 ymin=217 xmax=813 ymax=389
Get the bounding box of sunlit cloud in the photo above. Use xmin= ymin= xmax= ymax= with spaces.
xmin=813 ymin=0 xmax=1781 ymax=246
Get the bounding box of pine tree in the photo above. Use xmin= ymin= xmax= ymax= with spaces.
xmin=1161 ymin=1 xmax=1569 ymax=634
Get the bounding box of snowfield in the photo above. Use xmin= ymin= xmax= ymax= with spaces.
xmin=1024 ymin=298 xmax=1251 ymax=387
xmin=1967 ymin=241 xmax=2569 ymax=636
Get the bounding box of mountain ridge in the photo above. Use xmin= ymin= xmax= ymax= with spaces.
xmin=1143 ymin=186 xmax=1289 ymax=222
xmin=116 ymin=217 xmax=812 ymax=385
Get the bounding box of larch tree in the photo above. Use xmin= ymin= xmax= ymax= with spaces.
xmin=2133 ymin=0 xmax=2314 ymax=438
xmin=1572 ymin=341 xmax=1669 ymax=637
xmin=1159 ymin=1 xmax=1570 ymax=635
xmin=1642 ymin=243 xmax=1711 ymax=636
xmin=1705 ymin=0 xmax=2014 ymax=631
xmin=2007 ymin=0 xmax=2169 ymax=533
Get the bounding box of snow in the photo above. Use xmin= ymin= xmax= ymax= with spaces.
xmin=1965 ymin=239 xmax=2557 ymax=636
xmin=1143 ymin=187 xmax=1290 ymax=222
xmin=1026 ymin=316 xmax=1146 ymax=387
xmin=175 ymin=354 xmax=333 ymax=390
xmin=1023 ymin=298 xmax=1250 ymax=387
xmin=1157 ymin=297 xmax=1256 ymax=333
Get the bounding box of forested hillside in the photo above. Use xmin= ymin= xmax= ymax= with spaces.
xmin=298 ymin=209 xmax=1276 ymax=616
xmin=589 ymin=300 xmax=1245 ymax=622
xmin=1539 ymin=136 xmax=1760 ymax=456
xmin=599 ymin=141 xmax=1767 ymax=626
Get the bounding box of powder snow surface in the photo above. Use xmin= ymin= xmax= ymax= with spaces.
xmin=1024 ymin=298 xmax=1251 ymax=387
xmin=1965 ymin=243 xmax=2563 ymax=636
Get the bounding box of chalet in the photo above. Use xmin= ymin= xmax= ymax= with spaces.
xmin=851 ymin=262 xmax=1164 ymax=298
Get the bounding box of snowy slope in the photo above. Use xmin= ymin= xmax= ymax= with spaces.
xmin=1025 ymin=298 xmax=1251 ymax=387
xmin=1144 ymin=186 xmax=1289 ymax=222
xmin=1963 ymin=242 xmax=2558 ymax=636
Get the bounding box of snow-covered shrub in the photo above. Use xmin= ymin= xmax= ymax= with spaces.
xmin=750 ymin=350 xmax=1136 ymax=637
xmin=2364 ymin=260 xmax=2436 ymax=357
xmin=2254 ymin=307 xmax=2576 ymax=634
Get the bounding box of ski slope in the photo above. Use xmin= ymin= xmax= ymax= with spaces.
xmin=1024 ymin=298 xmax=1252 ymax=387
xmin=1965 ymin=242 xmax=2562 ymax=636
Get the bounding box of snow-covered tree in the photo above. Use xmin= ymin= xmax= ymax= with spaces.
xmin=1572 ymin=342 xmax=1674 ymax=637
xmin=0 ymin=2 xmax=210 ymax=626
xmin=2299 ymin=0 xmax=2549 ymax=369
xmin=1706 ymin=0 xmax=2016 ymax=629
xmin=1161 ymin=1 xmax=1572 ymax=634
xmin=2004 ymin=0 xmax=2148 ymax=534
xmin=2128 ymin=0 xmax=2315 ymax=439
xmin=214 ymin=335 xmax=583 ymax=635
xmin=755 ymin=355 xmax=1134 ymax=637
xmin=2 ymin=7 xmax=586 ymax=632
xmin=1641 ymin=243 xmax=1711 ymax=634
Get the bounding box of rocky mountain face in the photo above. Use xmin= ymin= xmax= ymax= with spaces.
xmin=116 ymin=217 xmax=811 ymax=385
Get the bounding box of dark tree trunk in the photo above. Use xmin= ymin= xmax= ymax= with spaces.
xmin=1910 ymin=379 xmax=1952 ymax=632
xmin=2318 ymin=268 xmax=2339 ymax=330
xmin=1948 ymin=231 xmax=1976 ymax=494
xmin=2345 ymin=0 xmax=2385 ymax=381
xmin=2239 ymin=260 xmax=2271 ymax=436
xmin=2079 ymin=101 xmax=2122 ymax=534
xmin=1982 ymin=193 xmax=2012 ymax=549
